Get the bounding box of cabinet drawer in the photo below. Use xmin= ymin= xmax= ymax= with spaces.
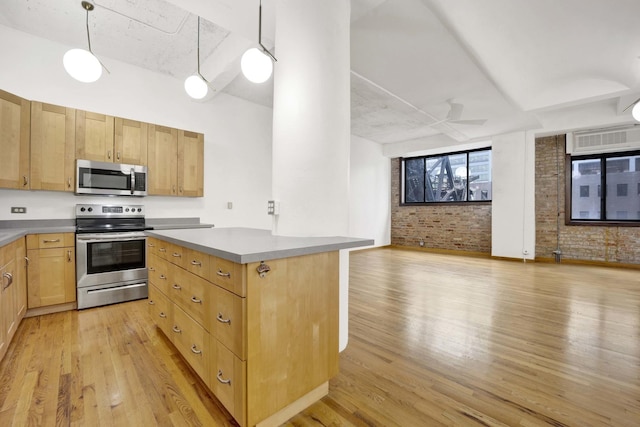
xmin=184 ymin=247 xmax=209 ymax=279
xmin=155 ymin=240 xmax=170 ymax=260
xmin=210 ymin=257 xmax=245 ymax=297
xmin=212 ymin=285 xmax=246 ymax=360
xmin=27 ymin=233 xmax=73 ymax=249
xmin=172 ymin=304 xmax=209 ymax=384
xmin=211 ymin=338 xmax=246 ymax=426
xmin=168 ymin=243 xmax=187 ymax=268
xmin=146 ymin=237 xmax=159 ymax=257
xmin=148 ymin=255 xmax=169 ymax=295
xmin=148 ymin=283 xmax=173 ymax=338
xmin=168 ymin=266 xmax=210 ymax=329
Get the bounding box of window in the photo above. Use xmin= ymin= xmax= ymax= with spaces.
xmin=401 ymin=148 xmax=491 ymax=204
xmin=569 ymin=151 xmax=640 ymax=222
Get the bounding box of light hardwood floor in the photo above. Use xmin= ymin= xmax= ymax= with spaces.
xmin=1 ymin=248 xmax=639 ymax=426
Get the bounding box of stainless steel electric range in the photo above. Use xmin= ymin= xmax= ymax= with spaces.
xmin=75 ymin=204 xmax=150 ymax=309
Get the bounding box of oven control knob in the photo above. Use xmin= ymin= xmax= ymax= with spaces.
xmin=137 ymin=208 xmax=142 ymax=212
xmin=80 ymin=207 xmax=86 ymax=212
xmin=125 ymin=208 xmax=130 ymax=212
xmin=87 ymin=207 xmax=93 ymax=212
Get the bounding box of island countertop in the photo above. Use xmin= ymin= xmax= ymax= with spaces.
xmin=146 ymin=227 xmax=374 ymax=264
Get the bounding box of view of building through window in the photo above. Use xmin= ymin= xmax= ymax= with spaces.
xmin=402 ymin=149 xmax=492 ymax=203
xmin=571 ymin=152 xmax=640 ymax=221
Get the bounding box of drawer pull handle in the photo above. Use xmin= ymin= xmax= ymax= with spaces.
xmin=216 ymin=370 xmax=231 ymax=385
xmin=159 ymin=248 xmax=166 ymax=252
xmin=191 ymin=296 xmax=202 ymax=304
xmin=67 ymin=250 xmax=72 ymax=262
xmin=216 ymin=269 xmax=231 ymax=278
xmin=172 ymin=284 xmax=182 ymax=290
xmin=148 ymin=243 xmax=155 ymax=247
xmin=216 ymin=313 xmax=231 ymax=324
xmin=159 ymin=312 xmax=166 ymax=318
xmin=42 ymin=239 xmax=60 ymax=243
xmin=148 ymin=300 xmax=155 ymax=305
xmin=3 ymin=272 xmax=13 ymax=290
xmin=172 ymin=253 xmax=182 ymax=258
xmin=191 ymin=344 xmax=202 ymax=355
xmin=149 ymin=267 xmax=155 ymax=271
xmin=172 ymin=326 xmax=181 ymax=333
xmin=190 ymin=260 xmax=202 ymax=266
xmin=23 ymin=175 xmax=28 ymax=186
xmin=159 ymin=275 xmax=167 ymax=280
xmin=67 ymin=177 xmax=72 ymax=189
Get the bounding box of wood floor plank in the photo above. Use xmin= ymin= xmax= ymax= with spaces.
xmin=0 ymin=248 xmax=639 ymax=426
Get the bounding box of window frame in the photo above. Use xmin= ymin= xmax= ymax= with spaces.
xmin=565 ymin=150 xmax=640 ymax=227
xmin=400 ymin=147 xmax=492 ymax=206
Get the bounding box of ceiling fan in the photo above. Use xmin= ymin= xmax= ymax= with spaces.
xmin=429 ymin=100 xmax=487 ymax=127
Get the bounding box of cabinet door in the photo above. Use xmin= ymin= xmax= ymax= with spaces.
xmin=14 ymin=238 xmax=27 ymax=322
xmin=2 ymin=257 xmax=17 ymax=346
xmin=148 ymin=125 xmax=178 ymax=196
xmin=27 ymin=247 xmax=76 ymax=308
xmin=30 ymin=102 xmax=75 ymax=192
xmin=177 ymin=130 xmax=204 ymax=197
xmin=0 ymin=89 xmax=30 ymax=190
xmin=115 ymin=118 xmax=148 ymax=165
xmin=76 ymin=110 xmax=115 ymax=162
xmin=0 ymin=246 xmax=8 ymax=359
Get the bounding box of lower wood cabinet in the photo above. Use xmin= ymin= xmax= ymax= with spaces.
xmin=0 ymin=237 xmax=28 ymax=362
xmin=147 ymin=236 xmax=339 ymax=427
xmin=26 ymin=233 xmax=76 ymax=309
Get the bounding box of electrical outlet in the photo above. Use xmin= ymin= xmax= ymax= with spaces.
xmin=267 ymin=200 xmax=280 ymax=216
xmin=11 ymin=207 xmax=27 ymax=214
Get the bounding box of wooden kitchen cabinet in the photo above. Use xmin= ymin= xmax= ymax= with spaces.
xmin=75 ymin=110 xmax=115 ymax=162
xmin=30 ymin=101 xmax=76 ymax=192
xmin=177 ymin=130 xmax=204 ymax=197
xmin=0 ymin=237 xmax=27 ymax=363
xmin=147 ymin=125 xmax=203 ymax=197
xmin=0 ymin=89 xmax=30 ymax=190
xmin=115 ymin=118 xmax=148 ymax=165
xmin=26 ymin=233 xmax=76 ymax=309
xmin=148 ymin=124 xmax=178 ymax=196
xmin=148 ymin=237 xmax=338 ymax=427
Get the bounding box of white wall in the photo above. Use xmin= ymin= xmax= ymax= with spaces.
xmin=0 ymin=25 xmax=273 ymax=228
xmin=490 ymin=131 xmax=536 ymax=259
xmin=349 ymin=135 xmax=390 ymax=246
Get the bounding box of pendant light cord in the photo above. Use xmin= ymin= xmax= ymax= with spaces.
xmin=85 ymin=6 xmax=93 ymax=53
xmin=197 ymin=16 xmax=203 ymax=79
xmin=258 ymin=0 xmax=277 ymax=62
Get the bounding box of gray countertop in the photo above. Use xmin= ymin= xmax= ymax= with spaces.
xmin=147 ymin=227 xmax=374 ymax=264
xmin=0 ymin=217 xmax=212 ymax=247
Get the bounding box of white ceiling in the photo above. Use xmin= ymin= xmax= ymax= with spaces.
xmin=2 ymin=0 xmax=640 ymax=150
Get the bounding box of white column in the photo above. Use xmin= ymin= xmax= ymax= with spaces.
xmin=272 ymin=0 xmax=351 ymax=350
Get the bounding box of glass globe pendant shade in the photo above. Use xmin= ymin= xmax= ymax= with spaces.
xmin=184 ymin=75 xmax=208 ymax=99
xmin=632 ymin=102 xmax=640 ymax=122
xmin=63 ymin=48 xmax=102 ymax=83
xmin=241 ymin=48 xmax=273 ymax=83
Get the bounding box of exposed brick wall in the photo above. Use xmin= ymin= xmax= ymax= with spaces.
xmin=390 ymin=158 xmax=492 ymax=253
xmin=535 ymin=135 xmax=640 ymax=264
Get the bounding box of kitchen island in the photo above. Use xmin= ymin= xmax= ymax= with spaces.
xmin=145 ymin=228 xmax=372 ymax=427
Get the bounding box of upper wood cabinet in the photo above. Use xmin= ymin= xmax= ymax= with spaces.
xmin=148 ymin=124 xmax=178 ymax=196
xmin=30 ymin=102 xmax=75 ymax=192
xmin=76 ymin=112 xmax=149 ymax=166
xmin=0 ymin=89 xmax=30 ymax=190
xmin=178 ymin=130 xmax=204 ymax=197
xmin=75 ymin=110 xmax=115 ymax=163
xmin=115 ymin=118 xmax=148 ymax=166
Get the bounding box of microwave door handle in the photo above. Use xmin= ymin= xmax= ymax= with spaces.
xmin=130 ymin=168 xmax=135 ymax=195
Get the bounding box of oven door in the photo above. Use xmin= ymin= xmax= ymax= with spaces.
xmin=76 ymin=232 xmax=148 ymax=289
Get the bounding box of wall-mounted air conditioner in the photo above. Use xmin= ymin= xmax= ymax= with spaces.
xmin=567 ymin=125 xmax=640 ymax=155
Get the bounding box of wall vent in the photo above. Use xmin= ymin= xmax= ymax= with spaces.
xmin=567 ymin=125 xmax=640 ymax=155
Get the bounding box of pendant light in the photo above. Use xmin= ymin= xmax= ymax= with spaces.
xmin=241 ymin=0 xmax=277 ymax=84
xmin=63 ymin=1 xmax=104 ymax=83
xmin=185 ymin=16 xmax=210 ymax=99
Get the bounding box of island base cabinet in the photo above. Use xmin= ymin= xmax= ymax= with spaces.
xmin=172 ymin=304 xmax=209 ymax=385
xmin=210 ymin=337 xmax=246 ymax=427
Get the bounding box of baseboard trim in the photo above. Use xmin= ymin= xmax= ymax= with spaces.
xmin=256 ymin=382 xmax=328 ymax=427
xmin=389 ymin=245 xmax=491 ymax=258
xmin=25 ymin=302 xmax=77 ymax=317
xmin=535 ymin=256 xmax=640 ymax=270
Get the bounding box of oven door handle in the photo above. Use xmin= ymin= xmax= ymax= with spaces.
xmin=131 ymin=168 xmax=135 ymax=195
xmin=76 ymin=234 xmax=146 ymax=242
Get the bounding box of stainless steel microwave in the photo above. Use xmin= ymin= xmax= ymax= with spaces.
xmin=76 ymin=159 xmax=147 ymax=196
